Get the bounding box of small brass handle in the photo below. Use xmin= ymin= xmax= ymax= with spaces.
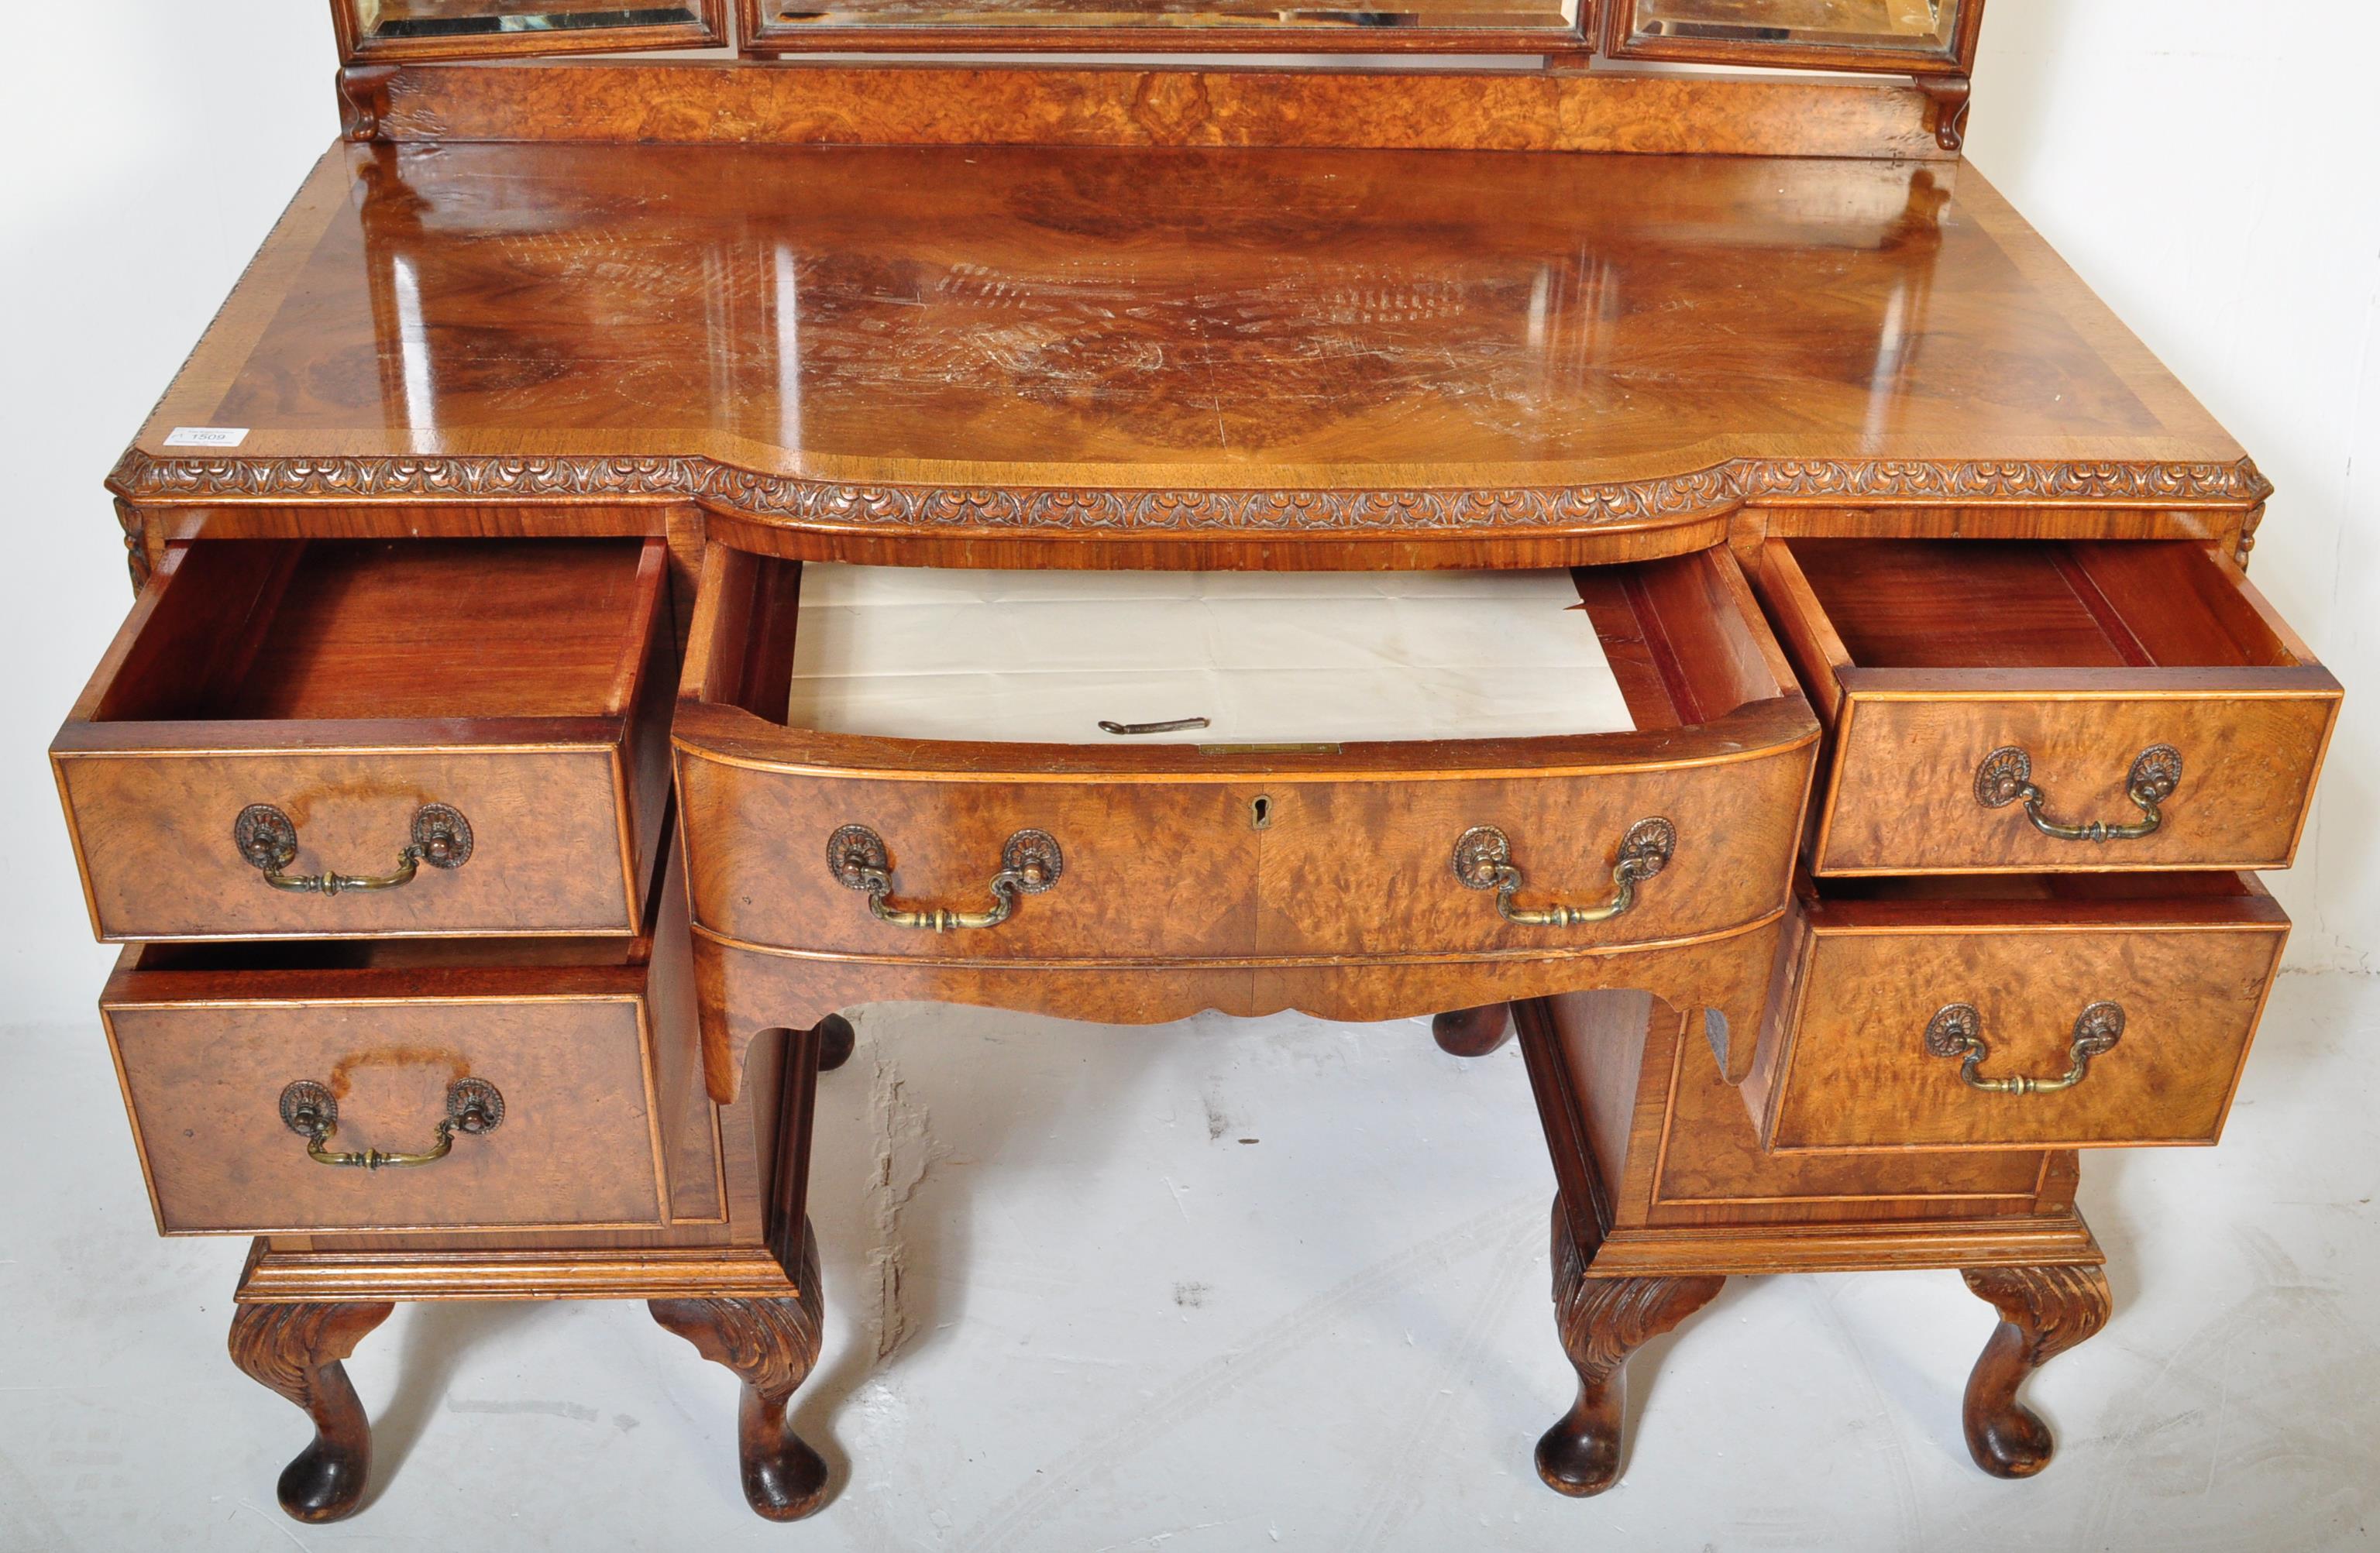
xmin=1974 ymin=745 xmax=2181 ymax=843
xmin=278 ymin=1077 xmax=504 ymax=1170
xmin=235 ymin=803 xmax=474 ymax=895
xmin=1922 ymin=1002 xmax=2125 ymax=1095
xmin=826 ymin=824 xmax=1063 ymax=933
xmin=1452 ymin=818 xmax=1676 ymax=928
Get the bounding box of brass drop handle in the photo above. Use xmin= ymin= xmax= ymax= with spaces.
xmin=234 ymin=803 xmax=474 ymax=895
xmin=826 ymin=824 xmax=1064 ymax=933
xmin=1974 ymin=745 xmax=2181 ymax=843
xmin=278 ymin=1077 xmax=504 ymax=1170
xmin=1923 ymin=1002 xmax=2125 ymax=1095
xmin=1452 ymin=818 xmax=1677 ymax=928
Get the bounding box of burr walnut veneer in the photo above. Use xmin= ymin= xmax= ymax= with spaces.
xmin=50 ymin=25 xmax=2337 ymax=1527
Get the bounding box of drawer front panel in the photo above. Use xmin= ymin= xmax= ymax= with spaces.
xmin=1818 ymin=690 xmax=2334 ymax=875
xmin=105 ymin=991 xmax=667 ymax=1235
xmin=1257 ymin=745 xmax=1813 ymax=956
xmin=676 ymin=754 xmax=1261 ymax=960
xmin=59 ymin=747 xmax=634 ymax=940
xmin=1767 ymin=918 xmax=2286 ymax=1152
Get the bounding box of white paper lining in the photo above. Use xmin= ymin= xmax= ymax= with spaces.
xmin=786 ymin=565 xmax=1636 ymax=745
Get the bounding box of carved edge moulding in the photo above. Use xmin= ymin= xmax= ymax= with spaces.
xmin=110 ymin=450 xmax=2274 ymax=536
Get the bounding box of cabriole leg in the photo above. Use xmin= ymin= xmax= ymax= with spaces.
xmin=226 ymin=1300 xmax=396 ymax=1523
xmin=1537 ymin=1201 xmax=1722 ymax=1497
xmin=652 ymin=1229 xmax=829 ymax=1521
xmin=1959 ymin=1263 xmax=2111 ymax=1478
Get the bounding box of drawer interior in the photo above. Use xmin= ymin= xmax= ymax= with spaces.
xmin=1810 ymin=871 xmax=2269 ymax=906
xmin=123 ymin=935 xmax=645 ymax=974
xmin=689 ymin=548 xmax=1795 ymax=742
xmin=1774 ymin=538 xmax=2307 ymax=673
xmin=91 ymin=538 xmax=665 ymax=723
xmin=1796 ymin=868 xmax=2282 ymax=927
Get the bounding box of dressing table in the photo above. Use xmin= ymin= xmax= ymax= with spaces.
xmin=53 ymin=0 xmax=2340 ymax=1524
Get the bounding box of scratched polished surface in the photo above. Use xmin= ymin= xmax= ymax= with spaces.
xmin=142 ymin=140 xmax=2237 ymax=490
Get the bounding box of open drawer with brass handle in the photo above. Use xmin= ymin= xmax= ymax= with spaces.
xmin=669 ymin=544 xmax=1819 ymax=967
xmin=96 ymin=916 xmax=724 ymax=1236
xmin=51 ymin=536 xmax=676 ymax=940
xmin=1742 ymin=872 xmax=2290 ymax=1153
xmin=1751 ymin=538 xmax=2339 ymax=875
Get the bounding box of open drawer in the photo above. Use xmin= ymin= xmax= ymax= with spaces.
xmin=1753 ymin=538 xmax=2339 ymax=875
xmin=670 ymin=545 xmax=1819 ymax=967
xmin=1749 ymin=872 xmax=2290 ymax=1153
xmin=53 ymin=537 xmax=675 ymax=941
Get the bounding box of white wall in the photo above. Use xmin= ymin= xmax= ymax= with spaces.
xmin=0 ymin=7 xmax=328 ymax=1022
xmin=1968 ymin=2 xmax=2380 ymax=970
xmin=2 ymin=5 xmax=2374 ymax=1026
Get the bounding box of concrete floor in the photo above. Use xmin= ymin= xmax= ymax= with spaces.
xmin=3 ymin=973 xmax=2377 ymax=1552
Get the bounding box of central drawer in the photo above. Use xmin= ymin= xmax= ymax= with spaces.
xmin=672 ymin=545 xmax=1820 ymax=964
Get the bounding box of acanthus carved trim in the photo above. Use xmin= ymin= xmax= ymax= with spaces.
xmin=1961 ymin=1263 xmax=2111 ymax=1367
xmin=107 ymin=448 xmax=2275 ymax=535
xmin=1550 ymin=1200 xmax=1725 ymax=1384
xmin=113 ymin=497 xmax=150 ymax=592
xmin=1740 ymin=458 xmax=2272 ymax=508
xmin=650 ymin=1232 xmax=824 ymax=1403
xmin=2236 ymin=501 xmax=2266 ymax=567
xmin=226 ymin=1300 xmax=394 ymax=1404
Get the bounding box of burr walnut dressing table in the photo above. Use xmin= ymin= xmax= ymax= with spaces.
xmin=52 ymin=0 xmax=2340 ymax=1524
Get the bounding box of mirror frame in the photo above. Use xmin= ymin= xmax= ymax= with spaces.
xmin=332 ymin=0 xmax=728 ymax=64
xmin=737 ymin=0 xmax=1590 ymax=55
xmin=1599 ymin=0 xmax=1983 ymax=76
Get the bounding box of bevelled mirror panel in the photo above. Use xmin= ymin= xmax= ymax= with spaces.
xmin=1605 ymin=0 xmax=1979 ymax=73
xmin=739 ymin=0 xmax=1583 ymax=53
xmin=335 ymin=0 xmax=727 ymax=62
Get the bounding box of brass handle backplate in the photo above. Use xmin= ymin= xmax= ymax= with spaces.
xmin=1974 ymin=745 xmax=2182 ymax=843
xmin=827 ymin=824 xmax=1063 ymax=933
xmin=235 ymin=802 xmax=474 ymax=895
xmin=1452 ymin=817 xmax=1676 ymax=928
xmin=278 ymin=1077 xmax=504 ymax=1170
xmin=1922 ymin=1002 xmax=2125 ymax=1095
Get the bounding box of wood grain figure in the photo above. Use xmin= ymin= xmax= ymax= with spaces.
xmin=45 ymin=10 xmax=2333 ymax=1522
